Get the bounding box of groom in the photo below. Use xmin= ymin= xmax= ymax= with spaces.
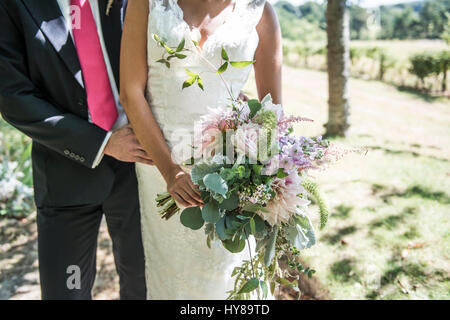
xmin=0 ymin=0 xmax=149 ymax=299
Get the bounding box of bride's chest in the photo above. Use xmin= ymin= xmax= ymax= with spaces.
xmin=147 ymin=5 xmax=260 ymax=64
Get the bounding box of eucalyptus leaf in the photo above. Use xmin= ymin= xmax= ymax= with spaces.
xmin=215 ymin=216 xmax=229 ymax=240
xmin=190 ymin=159 xmax=223 ymax=185
xmin=203 ymin=173 xmax=228 ymax=196
xmin=222 ymin=237 xmax=245 ymax=253
xmin=287 ymin=214 xmax=316 ymax=250
xmin=264 ymin=227 xmax=278 ymax=266
xmin=180 ymin=207 xmax=204 ymax=230
xmin=260 ymin=281 xmax=269 ymax=299
xmin=238 ymin=278 xmax=259 ymax=294
xmin=253 ymin=215 xmax=266 ymax=234
xmin=218 ymin=192 xmax=239 ymax=211
xmin=175 ymin=53 xmax=187 ymax=59
xmin=202 ymin=201 xmax=221 ymax=224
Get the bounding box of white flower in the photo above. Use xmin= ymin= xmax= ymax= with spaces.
xmin=233 ymin=123 xmax=261 ymax=161
xmin=257 ymin=172 xmax=310 ymax=226
xmin=260 ymin=96 xmax=284 ymax=122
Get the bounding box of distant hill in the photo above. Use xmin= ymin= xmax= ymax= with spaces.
xmin=380 ymin=1 xmax=427 ymax=12
xmin=273 ymin=0 xmax=449 ymax=41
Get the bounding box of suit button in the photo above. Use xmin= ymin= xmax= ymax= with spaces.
xmin=64 ymin=150 xmax=70 ymax=155
xmin=80 ymin=157 xmax=85 ymax=163
xmin=75 ymin=155 xmax=80 ymax=161
xmin=70 ymin=153 xmax=75 ymax=158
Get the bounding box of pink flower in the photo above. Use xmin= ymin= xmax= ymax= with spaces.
xmin=194 ymin=106 xmax=236 ymax=156
xmin=233 ymin=123 xmax=262 ymax=161
xmin=257 ymin=172 xmax=310 ymax=226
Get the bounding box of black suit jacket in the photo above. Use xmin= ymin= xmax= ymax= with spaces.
xmin=0 ymin=0 xmax=129 ymax=207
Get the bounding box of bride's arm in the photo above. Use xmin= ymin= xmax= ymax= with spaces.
xmin=254 ymin=3 xmax=283 ymax=104
xmin=120 ymin=0 xmax=202 ymax=207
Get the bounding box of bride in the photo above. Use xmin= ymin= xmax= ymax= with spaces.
xmin=120 ymin=0 xmax=282 ymax=299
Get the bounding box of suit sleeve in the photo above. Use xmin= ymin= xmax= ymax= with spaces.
xmin=0 ymin=2 xmax=108 ymax=169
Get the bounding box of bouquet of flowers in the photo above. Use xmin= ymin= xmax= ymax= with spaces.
xmin=153 ymin=34 xmax=331 ymax=299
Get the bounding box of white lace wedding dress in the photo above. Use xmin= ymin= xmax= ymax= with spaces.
xmin=136 ymin=0 xmax=267 ymax=300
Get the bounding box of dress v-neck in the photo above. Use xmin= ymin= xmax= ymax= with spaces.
xmin=174 ymin=0 xmax=237 ymax=51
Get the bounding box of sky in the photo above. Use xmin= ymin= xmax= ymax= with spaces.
xmin=268 ymin=0 xmax=424 ymax=8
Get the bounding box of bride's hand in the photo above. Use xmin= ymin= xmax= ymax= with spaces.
xmin=166 ymin=168 xmax=203 ymax=208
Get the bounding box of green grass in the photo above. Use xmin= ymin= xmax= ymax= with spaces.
xmin=245 ymin=66 xmax=450 ymax=300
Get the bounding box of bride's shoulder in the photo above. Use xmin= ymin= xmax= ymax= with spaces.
xmin=255 ymin=1 xmax=280 ymax=37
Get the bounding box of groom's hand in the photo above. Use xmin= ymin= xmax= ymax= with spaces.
xmin=104 ymin=125 xmax=154 ymax=165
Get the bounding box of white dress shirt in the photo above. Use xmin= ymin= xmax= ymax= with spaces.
xmin=57 ymin=0 xmax=128 ymax=168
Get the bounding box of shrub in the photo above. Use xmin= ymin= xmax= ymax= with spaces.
xmin=409 ymin=51 xmax=450 ymax=91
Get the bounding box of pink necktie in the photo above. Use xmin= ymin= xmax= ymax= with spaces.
xmin=71 ymin=0 xmax=118 ymax=131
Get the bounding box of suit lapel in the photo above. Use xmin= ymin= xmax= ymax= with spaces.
xmin=98 ymin=0 xmax=123 ymax=90
xmin=21 ymin=0 xmax=84 ymax=88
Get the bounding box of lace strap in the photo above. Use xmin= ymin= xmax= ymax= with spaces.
xmin=149 ymin=0 xmax=177 ymax=11
xmin=235 ymin=0 xmax=266 ymax=33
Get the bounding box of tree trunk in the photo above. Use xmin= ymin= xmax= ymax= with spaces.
xmin=443 ymin=61 xmax=448 ymax=93
xmin=325 ymin=0 xmax=350 ymax=137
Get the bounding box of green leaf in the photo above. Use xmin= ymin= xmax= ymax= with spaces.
xmin=185 ymin=68 xmax=197 ymax=77
xmin=253 ymin=215 xmax=266 ymax=234
xmin=248 ymin=99 xmax=262 ymax=119
xmin=180 ymin=207 xmax=204 ymax=230
xmin=230 ymin=61 xmax=255 ymax=68
xmin=163 ymin=44 xmax=175 ymax=54
xmin=287 ymin=215 xmax=316 ymax=250
xmin=175 ymin=53 xmax=187 ymax=59
xmin=242 ymin=203 xmax=268 ymax=213
xmin=249 ymin=218 xmax=256 ymax=234
xmin=252 ymin=164 xmax=263 ymax=175
xmin=221 ymin=47 xmax=229 ymax=61
xmin=223 ymin=236 xmax=246 ymax=253
xmin=276 ymin=168 xmax=289 ymax=179
xmin=190 ymin=159 xmax=224 ymax=185
xmin=182 ymin=76 xmax=196 ymax=89
xmin=260 ymin=281 xmax=269 ymax=299
xmin=238 ymin=278 xmax=259 ymax=294
xmin=197 ymin=76 xmax=204 ymax=90
xmin=153 ymin=34 xmax=161 ymax=42
xmin=176 ymin=38 xmax=185 ymax=52
xmin=202 ymin=201 xmax=221 ymax=224
xmin=215 ymin=217 xmax=229 ymax=240
xmin=218 ymin=192 xmax=239 ymax=211
xmin=156 ymin=59 xmax=167 ymax=64
xmin=270 ymin=281 xmax=276 ymax=295
xmin=203 ymin=173 xmax=228 ymax=196
xmin=264 ymin=227 xmax=278 ymax=266
xmin=217 ymin=62 xmax=229 ymax=74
